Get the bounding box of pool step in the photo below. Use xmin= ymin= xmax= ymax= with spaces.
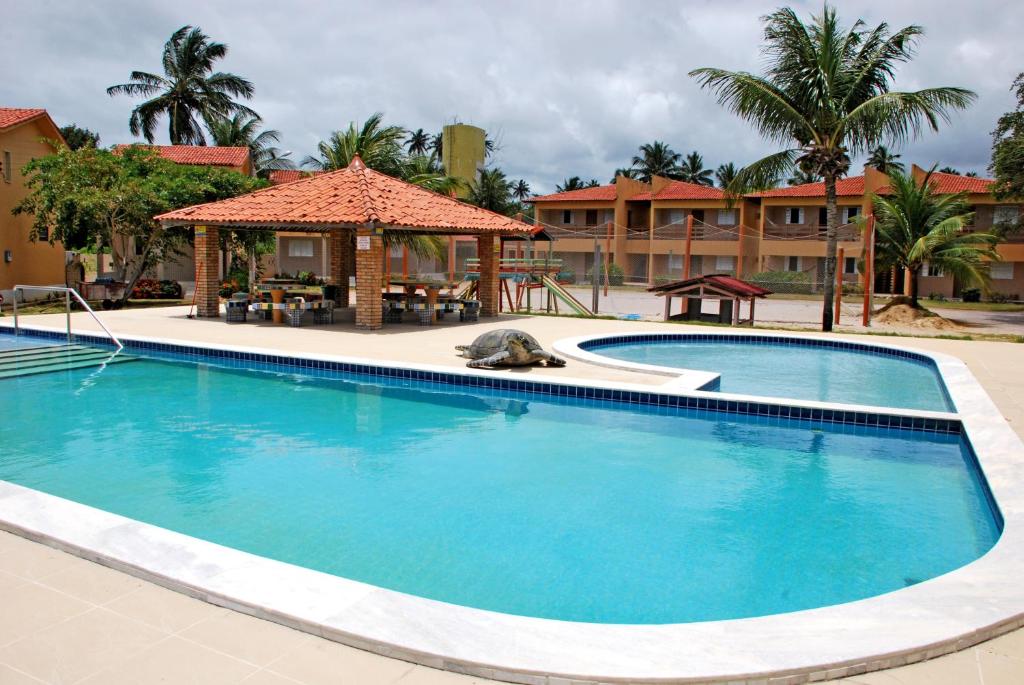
xmin=0 ymin=344 xmax=136 ymax=379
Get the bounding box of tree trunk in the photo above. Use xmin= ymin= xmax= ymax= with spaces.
xmin=909 ymin=265 xmax=920 ymax=308
xmin=821 ymin=175 xmax=839 ymax=331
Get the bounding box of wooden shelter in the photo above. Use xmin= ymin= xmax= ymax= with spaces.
xmin=156 ymin=156 xmax=534 ymax=329
xmin=649 ymin=274 xmax=771 ymax=326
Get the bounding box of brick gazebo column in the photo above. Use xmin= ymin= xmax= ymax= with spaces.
xmin=329 ymin=228 xmax=351 ymax=308
xmin=194 ymin=225 xmax=220 ymax=317
xmin=477 ymin=234 xmax=500 ymax=317
xmin=354 ymin=227 xmax=384 ymax=329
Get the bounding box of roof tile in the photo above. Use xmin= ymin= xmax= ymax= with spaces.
xmin=156 ymin=156 xmax=533 ymax=235
xmin=268 ymin=169 xmax=324 ymax=185
xmin=0 ymin=108 xmax=48 ymax=131
xmin=750 ymin=176 xmax=866 ymax=198
xmin=634 ymin=181 xmax=726 ymax=201
xmin=528 ymin=185 xmax=618 ymax=202
xmin=114 ymin=144 xmax=250 ymax=168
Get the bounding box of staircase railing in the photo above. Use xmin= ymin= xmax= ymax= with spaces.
xmin=12 ymin=285 xmax=124 ymax=351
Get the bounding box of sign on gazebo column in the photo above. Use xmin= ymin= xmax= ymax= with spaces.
xmin=355 ymin=228 xmax=384 ymax=329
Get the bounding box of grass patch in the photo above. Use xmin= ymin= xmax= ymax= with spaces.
xmin=1 ymin=299 xmax=188 ymax=316
xmin=924 ymin=299 xmax=1024 ymax=312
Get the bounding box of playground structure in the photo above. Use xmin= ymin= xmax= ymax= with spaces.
xmin=464 ymin=257 xmax=593 ymax=317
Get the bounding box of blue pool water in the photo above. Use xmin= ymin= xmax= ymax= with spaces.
xmin=0 ymin=346 xmax=997 ymax=624
xmin=589 ymin=337 xmax=953 ymax=411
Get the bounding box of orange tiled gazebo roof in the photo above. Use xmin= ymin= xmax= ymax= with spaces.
xmin=156 ymin=156 xmax=534 ymax=235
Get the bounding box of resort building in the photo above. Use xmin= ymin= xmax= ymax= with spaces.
xmin=0 ymin=107 xmax=67 ymax=298
xmin=528 ymin=166 xmax=1024 ymax=297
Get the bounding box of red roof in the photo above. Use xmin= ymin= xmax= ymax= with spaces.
xmin=156 ymin=156 xmax=534 ymax=234
xmin=528 ymin=185 xmax=618 ymax=202
xmin=649 ymin=274 xmax=772 ymax=297
xmin=927 ymin=171 xmax=994 ymax=195
xmin=751 ymin=176 xmax=866 ymax=198
xmin=633 ymin=181 xmax=727 ymax=201
xmin=0 ymin=108 xmax=49 ymax=131
xmin=114 ymin=144 xmax=250 ymax=168
xmin=268 ymin=169 xmax=324 ymax=185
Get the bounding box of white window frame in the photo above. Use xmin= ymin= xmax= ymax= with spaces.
xmin=990 ymin=262 xmax=1014 ymax=280
xmin=717 ymin=209 xmax=737 ymax=226
xmin=287 ymin=238 xmax=315 ymax=258
xmin=843 ymin=206 xmax=860 ymax=223
xmin=786 ymin=207 xmax=805 ymax=225
xmin=923 ymin=261 xmax=944 ymax=277
xmin=993 ymin=206 xmax=1020 ymax=225
xmin=668 ymin=254 xmax=683 ymax=271
xmin=715 ymin=256 xmax=735 ymax=272
xmin=667 ymin=209 xmax=685 ymax=226
xmin=786 ymin=256 xmax=802 ymax=272
xmin=562 ymin=210 xmax=572 ymax=224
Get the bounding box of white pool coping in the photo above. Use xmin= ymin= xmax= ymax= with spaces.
xmin=1 ymin=323 xmax=1023 ymax=684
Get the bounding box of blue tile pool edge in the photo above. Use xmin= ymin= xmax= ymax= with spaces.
xmin=0 ymin=325 xmax=962 ymax=436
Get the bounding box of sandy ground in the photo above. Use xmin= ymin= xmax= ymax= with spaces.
xmin=1 ymin=305 xmax=1023 ymax=684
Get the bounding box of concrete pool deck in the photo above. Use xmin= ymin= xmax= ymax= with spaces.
xmin=1 ymin=306 xmax=1023 ymax=684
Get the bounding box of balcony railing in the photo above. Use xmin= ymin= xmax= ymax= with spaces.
xmin=544 ymin=223 xmax=609 ymax=239
xmin=764 ymin=222 xmax=861 ymax=241
xmin=626 ymin=224 xmax=739 ymax=241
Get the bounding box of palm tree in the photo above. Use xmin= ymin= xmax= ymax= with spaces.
xmin=678 ymin=151 xmax=715 ymax=186
xmin=107 ymin=26 xmax=256 ymax=145
xmin=787 ymin=168 xmax=820 ymax=186
xmin=512 ymin=179 xmax=531 ymax=201
xmin=402 ymin=153 xmax=463 ymax=195
xmin=867 ymin=145 xmax=905 ymax=174
xmin=556 ymin=176 xmax=587 ymax=192
xmin=869 ymin=168 xmax=999 ymax=308
xmin=939 ymin=166 xmax=961 ymax=174
xmin=303 ymin=112 xmax=406 ymax=177
xmin=469 ymin=168 xmax=513 ymax=214
xmin=430 ymin=132 xmax=443 ymax=158
xmin=715 ymin=163 xmax=739 ymax=189
xmin=406 ymin=128 xmax=431 ymax=155
xmin=612 ymin=167 xmax=640 ymax=182
xmin=631 ymin=141 xmax=682 ymax=182
xmin=207 ymin=114 xmax=295 ymax=177
xmin=690 ymin=5 xmax=975 ymax=331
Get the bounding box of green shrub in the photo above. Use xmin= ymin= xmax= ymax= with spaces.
xmin=586 ymin=262 xmax=624 ymax=286
xmin=749 ymin=270 xmax=812 ymax=294
xmin=131 ymin=279 xmax=183 ymax=299
xmin=988 ymin=291 xmax=1018 ymax=303
xmin=556 ymin=266 xmax=576 ymax=284
xmin=961 ymin=288 xmax=981 ymax=302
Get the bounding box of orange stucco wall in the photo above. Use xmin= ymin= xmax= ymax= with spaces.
xmin=0 ymin=119 xmax=65 ymax=292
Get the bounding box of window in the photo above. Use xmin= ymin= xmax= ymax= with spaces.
xmin=843 ymin=206 xmax=860 ymax=223
xmin=924 ymin=261 xmax=943 ymax=277
xmin=715 ymin=256 xmax=735 ymax=272
xmin=287 ymin=239 xmax=314 ymax=258
xmin=786 ymin=208 xmax=804 ymax=224
xmin=994 ymin=205 xmax=1020 ymax=225
xmin=668 ymin=254 xmax=683 ymax=270
xmin=667 ymin=209 xmax=685 ymax=225
xmin=562 ymin=210 xmax=572 ymax=224
xmin=2 ymin=151 xmax=10 ymax=183
xmin=692 ymin=209 xmax=705 ymax=223
xmin=845 ymin=257 xmax=857 ymax=274
xmin=991 ymin=262 xmax=1014 ymax=280
xmin=717 ymin=209 xmax=737 ymax=226
xmin=38 ymin=227 xmax=49 ymax=241
xmin=818 ymin=207 xmax=828 ymax=225
xmin=786 ymin=256 xmax=802 ymax=272
xmin=585 ymin=209 xmax=598 ymax=226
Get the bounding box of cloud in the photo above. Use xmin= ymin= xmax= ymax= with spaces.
xmin=2 ymin=0 xmax=1020 ymax=192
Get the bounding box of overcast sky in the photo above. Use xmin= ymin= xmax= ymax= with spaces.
xmin=3 ymin=0 xmax=1021 ymax=193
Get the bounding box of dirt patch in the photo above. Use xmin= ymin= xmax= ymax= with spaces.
xmin=873 ymin=299 xmax=962 ymax=331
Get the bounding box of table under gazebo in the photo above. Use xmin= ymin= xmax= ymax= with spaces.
xmin=155 ymin=156 xmax=535 ymax=329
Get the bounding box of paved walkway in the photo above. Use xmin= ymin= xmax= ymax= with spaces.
xmin=1 ymin=307 xmax=1022 ymax=684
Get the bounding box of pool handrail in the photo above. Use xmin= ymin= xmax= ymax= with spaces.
xmin=12 ymin=285 xmax=123 ymax=351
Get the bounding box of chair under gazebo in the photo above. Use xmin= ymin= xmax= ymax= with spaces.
xmin=156 ymin=156 xmax=535 ymax=329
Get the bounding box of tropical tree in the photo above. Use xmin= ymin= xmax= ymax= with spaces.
xmin=303 ymin=112 xmax=406 ymax=177
xmin=207 ymin=114 xmax=295 ymax=178
xmin=406 ymin=128 xmax=431 ymax=155
xmin=402 ymin=153 xmax=463 ymax=195
xmin=611 ymin=167 xmax=640 ymax=182
xmin=468 ymin=168 xmax=514 ymax=214
xmin=512 ymin=179 xmax=531 ymax=201
xmin=13 ymin=145 xmax=264 ymax=302
xmin=991 ymin=73 xmax=1024 ymax=200
xmin=678 ymin=151 xmax=715 ymax=186
xmin=107 ymin=26 xmax=257 ymax=145
xmin=690 ymin=4 xmax=975 ymax=331
xmin=430 ymin=132 xmax=443 ymax=158
xmin=938 ymin=166 xmax=961 ymax=174
xmin=869 ymin=168 xmax=999 ymax=307
xmin=631 ymin=141 xmax=682 ymax=182
xmin=58 ymin=124 xmax=99 ymax=150
xmin=787 ymin=169 xmax=820 ymax=186
xmin=556 ymin=176 xmax=588 ymax=192
xmin=866 ymin=145 xmax=904 ymax=174
xmin=715 ymin=162 xmax=739 ymax=189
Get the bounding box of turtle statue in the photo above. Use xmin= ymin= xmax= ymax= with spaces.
xmin=456 ymin=329 xmax=567 ymax=369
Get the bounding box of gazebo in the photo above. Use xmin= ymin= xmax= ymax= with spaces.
xmin=156 ymin=156 xmax=534 ymax=329
xmin=648 ymin=274 xmax=771 ymax=326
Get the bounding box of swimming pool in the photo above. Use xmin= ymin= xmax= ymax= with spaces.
xmin=0 ymin=340 xmax=997 ymax=624
xmin=574 ymin=334 xmax=953 ymax=411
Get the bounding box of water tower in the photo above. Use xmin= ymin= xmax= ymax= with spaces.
xmin=441 ymin=124 xmax=485 ymax=198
